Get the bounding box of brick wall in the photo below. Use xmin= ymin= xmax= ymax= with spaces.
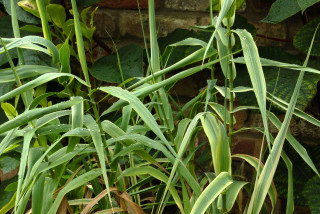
xmin=94 ymin=0 xmax=299 ymax=49
xmin=92 ymin=0 xmax=320 ymax=146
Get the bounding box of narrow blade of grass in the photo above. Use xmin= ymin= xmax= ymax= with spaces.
xmin=0 ymin=98 xmax=83 ymax=134
xmin=233 ymin=29 xmax=270 ymax=147
xmin=48 ymin=169 xmax=102 ymax=214
xmin=246 ymin=24 xmax=319 ymax=214
xmin=190 ymin=172 xmax=233 ymax=214
xmin=0 ymin=73 xmax=88 ymax=102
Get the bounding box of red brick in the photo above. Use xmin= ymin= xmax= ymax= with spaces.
xmin=0 ymin=168 xmax=18 ymax=182
xmin=97 ymin=0 xmax=159 ymax=9
xmin=232 ymin=133 xmax=265 ymax=158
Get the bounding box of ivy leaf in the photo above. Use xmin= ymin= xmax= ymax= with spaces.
xmin=90 ymin=44 xmax=144 ymax=83
xmin=0 ymin=177 xmax=17 ymax=209
xmin=234 ymin=47 xmax=320 ymax=110
xmin=0 ymin=16 xmax=13 ymax=38
xmin=46 ymin=4 xmax=66 ymax=28
xmin=303 ymin=176 xmax=320 ymax=213
xmin=158 ymin=29 xmax=211 ymax=66
xmin=2 ymin=0 xmax=40 ymax=24
xmin=294 ymin=17 xmax=320 ymax=56
xmin=1 ymin=103 xmax=17 ymax=120
xmin=297 ymin=0 xmax=320 ymax=12
xmin=75 ymin=0 xmax=102 ymax=8
xmin=0 ymin=156 xmax=19 ymax=174
xmin=261 ymin=0 xmax=320 ymax=24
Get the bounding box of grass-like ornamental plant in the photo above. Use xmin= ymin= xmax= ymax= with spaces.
xmin=0 ymin=0 xmax=319 ymax=213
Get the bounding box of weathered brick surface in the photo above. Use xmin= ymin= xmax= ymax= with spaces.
xmin=118 ymin=10 xmax=200 ymax=38
xmin=232 ymin=133 xmax=265 ymax=158
xmin=0 ymin=169 xmax=18 ymax=182
xmin=253 ymin=22 xmax=288 ymax=47
xmin=97 ymin=0 xmax=159 ymax=9
xmin=164 ymin=0 xmax=210 ymax=12
xmin=246 ymin=113 xmax=320 ymax=140
xmin=94 ymin=9 xmax=117 ymax=38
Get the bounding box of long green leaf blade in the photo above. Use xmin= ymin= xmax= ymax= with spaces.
xmin=233 ymin=29 xmax=270 ymax=147
xmin=190 ymin=172 xmax=233 ymax=214
xmin=0 ymin=97 xmax=83 ymax=134
xmin=48 ymin=169 xmax=102 ymax=214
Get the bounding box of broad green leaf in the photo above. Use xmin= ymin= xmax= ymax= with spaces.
xmin=0 ymin=192 xmax=16 ymax=214
xmin=261 ymin=0 xmax=301 ymax=24
xmin=190 ymin=172 xmax=233 ymax=214
xmin=303 ymin=176 xmax=320 ymax=214
xmin=58 ymin=37 xmax=71 ymax=83
xmin=23 ymin=49 xmax=53 ymax=66
xmin=0 ymin=65 xmax=57 ymax=83
xmin=297 ymin=0 xmax=320 ymax=12
xmin=16 ymin=0 xmax=39 ymax=17
xmin=3 ymin=0 xmax=40 ymax=24
xmin=1 ymin=103 xmax=17 ymax=120
xmin=46 ymin=4 xmax=66 ymax=28
xmin=90 ymin=44 xmax=143 ymax=83
xmin=262 ymin=0 xmax=320 ymax=23
xmin=80 ymin=6 xmax=91 ymax=23
xmin=233 ymin=29 xmax=270 ymax=146
xmin=0 ymin=16 xmax=14 ymax=38
xmin=294 ymin=17 xmax=320 ymax=56
xmin=90 ymin=7 xmax=98 ymax=27
xmin=20 ymin=25 xmax=42 ymax=33
xmin=62 ymin=19 xmax=75 ymax=38
xmin=0 ymin=156 xmax=19 ymax=174
xmin=80 ymin=23 xmax=95 ymax=40
xmin=48 ymin=169 xmax=102 ymax=214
